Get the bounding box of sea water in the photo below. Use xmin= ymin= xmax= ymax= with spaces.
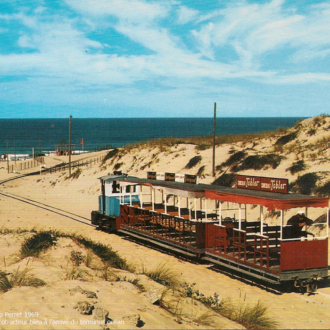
xmin=0 ymin=117 xmax=303 ymax=155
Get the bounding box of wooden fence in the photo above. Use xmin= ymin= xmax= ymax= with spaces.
xmin=8 ymin=157 xmax=45 ymax=174
xmin=47 ymin=156 xmax=105 ymax=174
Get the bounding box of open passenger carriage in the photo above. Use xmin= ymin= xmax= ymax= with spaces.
xmin=91 ymin=172 xmax=329 ymax=289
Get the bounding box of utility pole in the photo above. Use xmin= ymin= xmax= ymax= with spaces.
xmin=69 ymin=115 xmax=72 ymax=176
xmin=212 ymin=102 xmax=217 ymax=177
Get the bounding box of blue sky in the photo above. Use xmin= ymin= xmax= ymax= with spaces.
xmin=1 ymin=0 xmax=330 ymax=118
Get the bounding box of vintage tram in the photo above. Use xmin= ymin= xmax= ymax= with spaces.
xmin=91 ymin=172 xmax=329 ymax=290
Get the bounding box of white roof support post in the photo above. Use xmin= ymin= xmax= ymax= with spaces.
xmin=219 ymin=201 xmax=222 ymax=225
xmin=151 ymin=187 xmax=155 ymax=211
xmin=260 ymin=205 xmax=264 ymax=235
xmin=139 ymin=186 xmax=143 ymax=208
xmin=205 ymin=198 xmax=207 ymax=221
xmin=178 ymin=196 xmax=181 ymax=217
xmin=280 ymin=210 xmax=283 ymax=240
xmin=189 ymin=197 xmax=191 ymax=220
xmin=239 ymin=203 xmax=242 ymax=230
xmin=130 ymin=191 xmax=132 ymax=206
xmin=164 ymin=193 xmax=167 ymax=214
xmin=194 ymin=198 xmax=197 ymax=220
xmin=140 ymin=186 xmax=143 ymax=209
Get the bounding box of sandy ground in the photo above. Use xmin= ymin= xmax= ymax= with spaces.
xmin=1 ymin=116 xmax=330 ymax=329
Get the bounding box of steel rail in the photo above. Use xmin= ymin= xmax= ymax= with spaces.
xmin=0 ymin=191 xmax=95 ymax=227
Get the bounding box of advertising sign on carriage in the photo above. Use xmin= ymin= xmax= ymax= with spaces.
xmin=237 ymin=175 xmax=288 ymax=193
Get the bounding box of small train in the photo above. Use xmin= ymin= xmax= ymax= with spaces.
xmin=91 ymin=171 xmax=329 ymax=291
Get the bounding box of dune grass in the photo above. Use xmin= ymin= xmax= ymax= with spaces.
xmin=275 ymin=132 xmax=297 ymax=146
xmin=0 ymin=227 xmax=32 ymax=235
xmin=102 ymin=148 xmax=120 ymax=164
xmin=184 ymin=155 xmax=202 ymax=169
xmin=209 ymin=298 xmax=278 ymax=329
xmin=287 ymin=160 xmax=306 ymax=175
xmin=193 ymin=311 xmax=218 ymax=327
xmin=62 ymin=265 xmax=90 ymax=281
xmin=233 ymin=300 xmax=278 ymax=329
xmin=120 ymin=130 xmax=280 ymax=156
xmin=221 ymin=150 xmax=246 ymax=168
xmin=20 ymin=231 xmax=57 ymax=258
xmin=99 ymin=266 xmax=120 ymax=282
xmin=0 ymin=267 xmax=46 ymax=292
xmin=316 ymin=181 xmax=330 ymax=197
xmin=212 ymin=173 xmax=237 ymax=187
xmin=17 ymin=229 xmax=278 ymax=328
xmin=232 ymin=154 xmax=283 ymax=172
xmin=67 ymin=168 xmax=82 ymax=179
xmin=196 ymin=165 xmax=205 ymax=177
xmin=71 ymin=235 xmax=131 ymax=270
xmin=70 ymin=250 xmax=84 ymax=267
xmin=141 ymin=262 xmax=181 ymax=289
xmin=84 ymin=249 xmax=95 ymax=268
xmin=181 ymin=283 xmax=277 ymax=329
xmin=289 ymin=172 xmax=319 ymax=195
xmin=19 ymin=230 xmax=131 ymax=270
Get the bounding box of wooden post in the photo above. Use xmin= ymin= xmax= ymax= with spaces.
xmin=212 ymin=102 xmax=217 ymax=177
xmin=14 ymin=141 xmax=16 ymax=167
xmin=261 ymin=205 xmax=264 ymax=235
xmin=6 ymin=139 xmax=9 ymax=174
xmin=69 ymin=115 xmax=72 ymax=176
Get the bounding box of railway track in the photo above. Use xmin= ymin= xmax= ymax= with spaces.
xmin=0 ymin=152 xmax=107 ymax=222
xmin=0 ymin=191 xmax=95 ymax=227
xmin=0 ymin=151 xmax=107 ymax=185
xmin=0 ymin=151 xmax=109 ymax=225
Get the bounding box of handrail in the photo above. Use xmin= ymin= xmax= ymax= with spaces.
xmin=233 ymin=228 xmax=246 ymax=233
xmin=281 ymin=236 xmax=328 ymax=242
xmin=253 ymin=234 xmax=269 ymax=269
xmin=254 ymin=233 xmax=269 ymax=239
xmin=214 ymin=224 xmax=226 ymax=228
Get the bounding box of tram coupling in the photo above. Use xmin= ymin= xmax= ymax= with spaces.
xmin=293 ymin=274 xmax=319 ymax=294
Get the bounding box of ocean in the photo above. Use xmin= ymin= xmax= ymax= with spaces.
xmin=0 ymin=117 xmax=303 ymax=156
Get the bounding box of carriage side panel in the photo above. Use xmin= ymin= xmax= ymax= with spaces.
xmin=280 ymin=239 xmax=328 ymax=271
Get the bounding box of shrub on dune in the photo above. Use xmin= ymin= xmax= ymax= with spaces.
xmin=0 ymin=268 xmax=46 ymax=292
xmin=20 ymin=231 xmax=57 ymax=258
xmin=184 ymin=155 xmax=202 ymax=169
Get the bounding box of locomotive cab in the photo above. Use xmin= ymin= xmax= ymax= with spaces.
xmin=91 ymin=174 xmax=140 ymax=231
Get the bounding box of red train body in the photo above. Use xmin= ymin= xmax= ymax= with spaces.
xmin=92 ymin=173 xmax=329 ymax=290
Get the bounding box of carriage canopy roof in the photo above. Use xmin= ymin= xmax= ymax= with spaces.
xmin=99 ymin=175 xmax=329 ymax=211
xmin=204 ymin=187 xmax=328 ymax=211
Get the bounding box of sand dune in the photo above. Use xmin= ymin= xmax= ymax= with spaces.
xmin=1 ymin=116 xmax=330 ymax=329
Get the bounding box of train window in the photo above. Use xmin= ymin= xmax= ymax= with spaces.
xmin=126 ymin=185 xmax=136 ymax=193
xmin=112 ymin=181 xmax=120 ymax=193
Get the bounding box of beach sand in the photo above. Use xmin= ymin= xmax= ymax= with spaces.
xmin=1 ymin=116 xmax=330 ymax=329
